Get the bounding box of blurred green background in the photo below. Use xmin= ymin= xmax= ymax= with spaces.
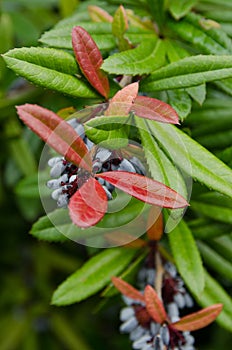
xmin=0 ymin=0 xmax=231 ymax=349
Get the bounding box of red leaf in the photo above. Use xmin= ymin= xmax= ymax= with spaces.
xmin=69 ymin=177 xmax=107 ymax=228
xmin=111 ymin=277 xmax=145 ymax=303
xmin=16 ymin=104 xmax=92 ymax=172
xmin=97 ymin=171 xmax=189 ymax=209
xmin=104 ymin=82 xmax=138 ymax=116
xmin=144 ymin=285 xmax=167 ymax=324
xmin=173 ymin=304 xmax=223 ymax=332
xmin=132 ymin=96 xmax=179 ymax=124
xmin=72 ymin=26 xmax=109 ymax=98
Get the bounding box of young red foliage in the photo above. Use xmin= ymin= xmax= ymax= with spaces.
xmin=72 ymin=26 xmax=109 ymax=99
xmin=112 ymin=277 xmax=145 ymax=303
xmin=104 ymin=82 xmax=139 ymax=116
xmin=144 ymin=285 xmax=168 ymax=324
xmin=172 ymin=304 xmax=223 ymax=332
xmin=132 ymin=95 xmax=179 ymax=124
xmin=97 ymin=171 xmax=189 ymax=209
xmin=69 ymin=176 xmax=107 ymax=228
xmin=16 ymin=104 xmax=92 ymax=172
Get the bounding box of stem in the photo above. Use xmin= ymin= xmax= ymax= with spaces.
xmin=155 ymin=249 xmax=164 ymax=299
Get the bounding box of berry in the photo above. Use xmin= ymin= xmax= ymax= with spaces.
xmin=46 ymin=118 xmax=146 ymax=209
xmin=118 ymin=260 xmax=195 ymax=350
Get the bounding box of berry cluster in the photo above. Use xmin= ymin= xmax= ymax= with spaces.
xmin=119 ymin=256 xmax=195 ymax=350
xmin=46 ymin=118 xmax=145 ymax=208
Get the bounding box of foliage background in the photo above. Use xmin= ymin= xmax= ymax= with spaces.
xmin=1 ymin=0 xmax=232 ymax=349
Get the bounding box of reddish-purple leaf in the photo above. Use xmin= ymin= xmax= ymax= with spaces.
xmin=104 ymin=82 xmax=138 ymax=116
xmin=132 ymin=96 xmax=179 ymax=124
xmin=97 ymin=171 xmax=189 ymax=209
xmin=144 ymin=285 xmax=168 ymax=324
xmin=72 ymin=26 xmax=109 ymax=98
xmin=69 ymin=177 xmax=107 ymax=228
xmin=16 ymin=104 xmax=92 ymax=172
xmin=111 ymin=277 xmax=145 ymax=303
xmin=173 ymin=304 xmax=223 ymax=332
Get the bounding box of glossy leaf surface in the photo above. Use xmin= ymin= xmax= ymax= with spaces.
xmin=192 ymin=269 xmax=232 ymax=332
xmin=141 ymin=55 xmax=232 ymax=91
xmin=40 ymin=20 xmax=154 ymax=51
xmin=133 ymin=95 xmax=179 ymax=124
xmin=173 ymin=304 xmax=223 ymax=331
xmin=147 ymin=120 xmax=232 ymax=198
xmin=144 ymin=285 xmax=167 ymax=324
xmin=72 ymin=26 xmax=109 ymax=98
xmin=84 ymin=115 xmax=129 ymax=149
xmin=97 ymin=171 xmax=189 ymax=209
xmin=105 ymin=82 xmax=138 ymax=115
xmin=52 ymin=248 xmax=138 ymax=305
xmin=198 ymin=240 xmax=232 ymax=281
xmin=111 ymin=277 xmax=145 ymax=302
xmin=2 ymin=47 xmax=98 ymax=98
xmin=16 ymin=104 xmax=92 ymax=171
xmin=168 ymin=219 xmax=205 ymax=295
xmin=168 ymin=12 xmax=232 ymax=54
xmin=112 ymin=5 xmax=131 ymax=51
xmin=102 ymin=252 xmax=147 ymax=297
xmin=69 ymin=177 xmax=107 ymax=228
xmin=169 ymin=0 xmax=198 ymax=20
xmin=102 ymin=39 xmax=166 ymax=75
xmin=167 ymin=89 xmax=192 ymax=121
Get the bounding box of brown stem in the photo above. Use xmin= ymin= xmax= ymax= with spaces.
xmin=155 ymin=248 xmax=164 ymax=300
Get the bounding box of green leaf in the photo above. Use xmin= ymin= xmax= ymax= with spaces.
xmin=169 ymin=0 xmax=198 ymax=20
xmin=186 ymin=12 xmax=232 ymax=52
xmin=219 ymin=145 xmax=232 ymax=167
xmin=193 ymin=269 xmax=232 ymax=332
xmin=40 ymin=16 xmax=156 ymax=50
xmin=30 ymin=209 xmax=69 ymax=242
xmin=165 ymin=39 xmax=206 ymax=105
xmin=15 ymin=171 xmax=50 ymax=198
xmin=146 ymin=0 xmax=165 ymax=30
xmin=136 ymin=117 xmax=187 ymax=231
xmin=168 ymin=219 xmax=205 ymax=295
xmin=102 ymin=250 xmax=147 ymax=297
xmin=168 ymin=13 xmax=232 ymax=55
xmin=52 ymin=247 xmax=139 ymax=305
xmin=191 ymin=193 xmax=232 ymax=224
xmin=0 ymin=316 xmax=30 ymax=350
xmin=5 ymin=118 xmax=37 ymax=177
xmin=112 ymin=5 xmax=131 ymax=51
xmin=186 ymin=83 xmax=206 ymax=105
xmin=2 ymin=47 xmax=98 ymax=98
xmin=102 ymin=39 xmax=166 ymax=75
xmin=84 ymin=115 xmax=129 ymax=148
xmin=141 ymin=55 xmax=232 ymax=91
xmin=40 ymin=22 xmax=116 ymax=51
xmin=31 ymin=194 xmax=149 ymax=243
xmin=167 ymin=89 xmax=192 ymax=120
xmin=197 ymin=240 xmax=232 ymax=281
xmin=146 ymin=120 xmax=232 ymax=198
xmin=51 ymin=314 xmax=92 ymax=350
xmin=196 ymin=129 xmax=232 ymax=150
xmin=208 ymin=234 xmax=232 ymax=262
xmin=190 ymin=220 xmax=232 ymax=240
